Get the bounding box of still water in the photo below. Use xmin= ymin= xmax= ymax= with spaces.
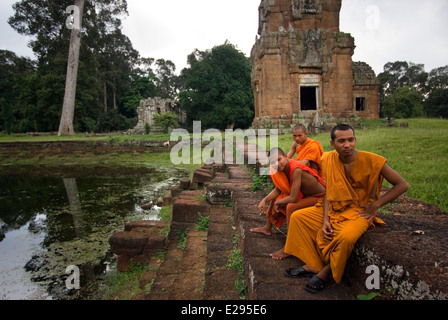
xmin=0 ymin=165 xmax=186 ymax=300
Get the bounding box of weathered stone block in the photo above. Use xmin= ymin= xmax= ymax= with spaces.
xmin=163 ymin=193 xmax=173 ymax=206
xmin=206 ymin=184 xmax=233 ymax=205
xmin=171 ymin=185 xmax=183 ymax=197
xmin=192 ymin=169 xmax=213 ymax=184
xmin=124 ymin=220 xmax=170 ymax=232
xmin=109 ymin=231 xmax=148 ymax=255
xmin=172 ymin=198 xmax=210 ymax=223
xmin=179 ymin=178 xmax=191 ymax=190
xmin=189 ymin=182 xmax=199 ymax=190
xmin=130 ymin=228 xmax=166 ymax=252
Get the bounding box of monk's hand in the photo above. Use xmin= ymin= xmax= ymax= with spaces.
xmin=359 ymin=203 xmax=379 ymax=223
xmin=322 ymin=219 xmax=334 ymax=240
xmin=258 ymin=199 xmax=267 ymax=214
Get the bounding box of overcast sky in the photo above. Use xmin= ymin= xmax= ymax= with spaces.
xmin=1 ymin=0 xmax=447 ymax=75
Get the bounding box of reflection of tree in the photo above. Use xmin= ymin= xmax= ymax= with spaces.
xmin=62 ymin=178 xmax=95 ymax=287
xmin=63 ymin=178 xmax=85 ymax=238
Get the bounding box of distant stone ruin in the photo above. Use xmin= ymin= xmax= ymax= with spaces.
xmin=132 ymin=97 xmax=186 ymax=133
xmin=251 ymin=0 xmax=380 ymax=133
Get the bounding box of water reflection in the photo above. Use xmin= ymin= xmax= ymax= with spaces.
xmin=0 ymin=165 xmax=186 ymax=300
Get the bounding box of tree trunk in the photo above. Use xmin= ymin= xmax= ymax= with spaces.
xmin=113 ymin=87 xmax=117 ymax=109
xmin=58 ymin=0 xmax=85 ymax=136
xmin=104 ymin=81 xmax=107 ymax=112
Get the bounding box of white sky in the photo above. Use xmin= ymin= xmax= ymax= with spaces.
xmin=1 ymin=0 xmax=447 ymax=75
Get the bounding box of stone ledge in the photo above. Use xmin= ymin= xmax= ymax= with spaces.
xmin=347 ymin=214 xmax=448 ymax=300
xmin=109 ymin=220 xmax=169 ymax=272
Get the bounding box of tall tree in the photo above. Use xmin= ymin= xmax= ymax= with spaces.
xmin=155 ymin=59 xmax=181 ymax=99
xmin=424 ymin=88 xmax=448 ymax=118
xmin=0 ymin=50 xmax=37 ymax=133
xmin=58 ymin=0 xmax=84 ymax=135
xmin=427 ymin=66 xmax=448 ymax=94
xmin=382 ymin=87 xmax=424 ymax=118
xmin=378 ymin=61 xmax=428 ymax=97
xmin=9 ymin=0 xmax=139 ymax=133
xmin=178 ymin=42 xmax=254 ymax=130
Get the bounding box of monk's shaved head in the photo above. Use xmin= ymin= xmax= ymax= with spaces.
xmin=331 ymin=124 xmax=355 ymax=141
xmin=293 ymin=124 xmax=307 ymax=132
xmin=268 ymin=147 xmax=285 ymax=157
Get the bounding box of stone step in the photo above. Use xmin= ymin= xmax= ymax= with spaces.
xmin=109 ymin=220 xmax=169 ymax=272
xmin=203 ymin=205 xmax=241 ymax=300
xmin=142 ymin=227 xmax=207 ymax=300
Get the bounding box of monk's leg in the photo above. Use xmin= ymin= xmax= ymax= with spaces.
xmin=250 ymin=219 xmax=273 ymax=236
xmin=317 ymin=217 xmax=370 ymax=283
xmin=284 ymin=205 xmax=326 ymax=271
xmin=270 ymin=198 xmax=321 ymax=260
xmin=285 ymin=196 xmax=321 ymax=225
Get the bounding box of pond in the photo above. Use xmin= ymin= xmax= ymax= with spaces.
xmin=0 ymin=165 xmax=187 ymax=300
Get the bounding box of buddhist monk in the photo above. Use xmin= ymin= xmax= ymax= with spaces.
xmin=250 ymin=147 xmax=326 ymax=260
xmin=287 ymin=124 xmax=324 ymax=177
xmin=284 ymin=124 xmax=408 ymax=293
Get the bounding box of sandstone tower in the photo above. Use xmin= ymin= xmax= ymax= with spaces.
xmin=251 ymin=0 xmax=380 ymax=133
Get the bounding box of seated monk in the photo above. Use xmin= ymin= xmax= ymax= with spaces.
xmin=286 ymin=124 xmax=324 ymax=177
xmin=250 ymin=147 xmax=326 ymax=260
xmin=284 ymin=124 xmax=408 ymax=293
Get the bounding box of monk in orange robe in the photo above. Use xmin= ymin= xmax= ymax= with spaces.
xmin=250 ymin=147 xmax=326 ymax=260
xmin=287 ymin=124 xmax=324 ymax=177
xmin=284 ymin=124 xmax=408 ymax=292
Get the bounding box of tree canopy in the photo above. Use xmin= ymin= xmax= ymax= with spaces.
xmin=378 ymin=61 xmax=448 ymax=118
xmin=2 ymin=0 xmax=181 ymax=134
xmin=178 ymin=43 xmax=254 ymax=131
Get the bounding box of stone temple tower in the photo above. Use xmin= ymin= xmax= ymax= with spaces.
xmin=251 ymin=0 xmax=380 ymax=133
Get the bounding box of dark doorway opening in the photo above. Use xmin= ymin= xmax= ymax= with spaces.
xmin=356 ymin=97 xmax=366 ymax=112
xmin=300 ymin=86 xmax=317 ymax=111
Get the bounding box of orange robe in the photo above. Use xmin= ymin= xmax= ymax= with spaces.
xmin=267 ymin=160 xmax=326 ymax=228
xmin=285 ymin=151 xmax=387 ymax=283
xmin=293 ymin=138 xmax=324 ymax=177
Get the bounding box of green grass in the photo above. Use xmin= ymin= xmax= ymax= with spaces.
xmin=227 ymin=248 xmax=248 ymax=298
xmin=275 ymin=118 xmax=448 ymax=212
xmin=100 ymin=261 xmax=147 ymax=300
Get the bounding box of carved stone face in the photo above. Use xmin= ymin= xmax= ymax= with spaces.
xmin=292 ymin=0 xmax=319 ymax=19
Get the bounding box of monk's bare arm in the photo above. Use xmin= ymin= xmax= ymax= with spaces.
xmin=264 ymin=188 xmax=282 ymax=203
xmin=376 ymin=163 xmax=408 ymax=207
xmin=258 ymin=188 xmax=281 ymax=213
xmin=360 ymin=164 xmax=408 ymax=221
xmin=287 ymin=142 xmax=298 ymax=159
xmin=275 ymin=169 xmax=302 ymax=206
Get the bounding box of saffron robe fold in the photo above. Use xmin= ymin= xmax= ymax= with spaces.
xmin=323 ymin=150 xmax=387 ymax=225
xmin=294 ymin=138 xmax=324 ymax=177
xmin=284 ymin=151 xmax=387 ymax=283
xmin=267 ymin=160 xmax=326 ymax=228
